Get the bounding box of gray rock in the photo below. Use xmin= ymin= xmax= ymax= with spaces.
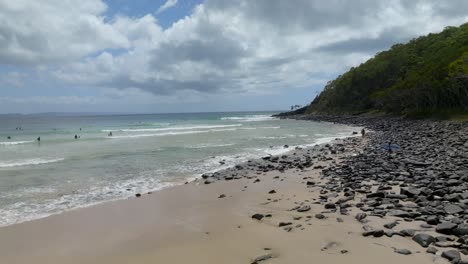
xmin=297 ymin=205 xmax=311 ymax=212
xmin=251 ymin=253 xmax=273 ymax=264
xmin=454 ymin=223 xmax=468 ymax=236
xmin=315 ymin=214 xmax=326 ymax=219
xmin=426 ymin=247 xmax=438 ymax=254
xmin=394 ymin=248 xmax=412 ymax=255
xmin=355 ymin=213 xmax=367 ymax=222
xmin=436 ymin=222 xmax=457 ymax=235
xmin=441 ymin=250 xmax=461 ymax=262
xmin=384 ymin=221 xmax=398 ymax=229
xmin=444 ymin=204 xmax=464 ymax=215
xmin=412 ymin=233 xmax=435 ymax=248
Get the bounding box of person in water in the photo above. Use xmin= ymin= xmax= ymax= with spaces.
xmin=74 ymin=134 xmax=78 ymax=139
xmin=361 ymin=128 xmax=366 ymax=137
xmin=37 ymin=137 xmax=41 ymax=142
xmin=7 ymin=136 xmax=11 ymax=139
xmin=108 ymin=131 xmax=113 ymax=137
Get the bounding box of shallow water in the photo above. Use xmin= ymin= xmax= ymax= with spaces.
xmin=0 ymin=111 xmax=359 ymax=226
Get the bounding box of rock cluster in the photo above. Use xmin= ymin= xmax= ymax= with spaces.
xmin=202 ymin=114 xmax=468 ymax=262
xmin=305 ymin=115 xmax=468 ymax=263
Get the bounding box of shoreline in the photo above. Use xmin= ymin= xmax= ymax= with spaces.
xmin=0 ymin=116 xmax=466 ymax=263
xmin=0 ymin=121 xmax=361 ymax=228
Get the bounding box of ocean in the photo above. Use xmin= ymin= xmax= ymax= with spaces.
xmin=0 ymin=111 xmax=359 ymax=226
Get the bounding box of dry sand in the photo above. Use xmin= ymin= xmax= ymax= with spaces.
xmin=0 ymin=141 xmax=448 ymax=264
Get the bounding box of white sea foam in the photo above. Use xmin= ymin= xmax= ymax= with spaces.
xmin=0 ymin=140 xmax=34 ymax=146
xmin=210 ymin=128 xmax=238 ymax=132
xmin=0 ymin=172 xmax=190 ymax=227
xmin=0 ymin=158 xmax=65 ymax=168
xmin=109 ymin=130 xmax=209 ymax=139
xmin=187 ymin=143 xmax=235 ymax=149
xmin=256 ymin=136 xmax=287 ymax=139
xmin=220 ymin=115 xmax=276 ymax=122
xmin=102 ymin=124 xmax=242 ymax=132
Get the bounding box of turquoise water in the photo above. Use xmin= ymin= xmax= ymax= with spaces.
xmin=0 ymin=111 xmax=358 ymax=226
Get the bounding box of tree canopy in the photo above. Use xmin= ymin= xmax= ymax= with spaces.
xmin=307 ymin=23 xmax=468 ymax=117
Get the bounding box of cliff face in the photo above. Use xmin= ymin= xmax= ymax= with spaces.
xmin=306 ymin=23 xmax=468 ymax=118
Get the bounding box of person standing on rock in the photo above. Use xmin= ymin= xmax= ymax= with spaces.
xmin=361 ymin=128 xmax=366 ymax=137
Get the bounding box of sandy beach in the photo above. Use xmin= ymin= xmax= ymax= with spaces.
xmin=0 ymin=130 xmax=450 ymax=264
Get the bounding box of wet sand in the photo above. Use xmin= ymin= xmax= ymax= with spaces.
xmin=0 ymin=136 xmax=449 ymax=264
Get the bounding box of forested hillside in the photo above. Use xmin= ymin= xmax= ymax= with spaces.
xmin=307 ymin=23 xmax=468 ymax=117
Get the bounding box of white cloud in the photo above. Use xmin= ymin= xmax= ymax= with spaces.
xmin=157 ymin=0 xmax=178 ymax=14
xmin=0 ymin=0 xmax=467 ymax=108
xmin=0 ymin=0 xmax=129 ymax=66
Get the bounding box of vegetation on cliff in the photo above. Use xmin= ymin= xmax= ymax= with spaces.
xmin=307 ymin=23 xmax=468 ymax=117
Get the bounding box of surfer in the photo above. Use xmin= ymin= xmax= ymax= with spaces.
xmin=7 ymin=136 xmax=11 ymax=139
xmin=108 ymin=131 xmax=113 ymax=137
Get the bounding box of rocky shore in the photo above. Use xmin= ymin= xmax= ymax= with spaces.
xmin=201 ymin=114 xmax=468 ymax=263
xmin=1 ymin=114 xmax=466 ymax=264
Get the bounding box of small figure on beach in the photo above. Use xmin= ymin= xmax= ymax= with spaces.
xmin=37 ymin=137 xmax=41 ymax=142
xmin=74 ymin=134 xmax=78 ymax=139
xmin=361 ymin=128 xmax=366 ymax=137
xmin=379 ymin=141 xmax=401 ymax=155
xmin=108 ymin=132 xmax=113 ymax=137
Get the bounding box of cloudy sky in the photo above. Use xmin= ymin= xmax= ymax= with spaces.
xmin=0 ymin=0 xmax=467 ymax=114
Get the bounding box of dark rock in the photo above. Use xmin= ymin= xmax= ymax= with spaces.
xmin=441 ymin=250 xmax=461 ymax=263
xmin=362 ymin=229 xmax=384 ymax=237
xmin=204 ymin=179 xmax=214 ymax=184
xmin=251 ymin=253 xmax=273 ymax=264
xmin=444 ymin=204 xmax=464 ymax=215
xmin=297 ymin=205 xmax=311 ymax=212
xmin=426 ymin=215 xmax=439 ymax=225
xmin=218 ymin=194 xmax=226 ymax=198
xmin=400 ymin=229 xmax=416 ymax=237
xmin=384 ymin=221 xmax=398 ymax=229
xmin=394 ymin=248 xmax=412 ymax=255
xmin=252 ymin=214 xmax=264 ymax=221
xmin=412 ymin=233 xmax=436 ymax=248
xmin=454 ymin=224 xmax=468 ymax=236
xmin=315 ymin=214 xmax=326 ymax=219
xmin=367 ymin=192 xmax=386 ymax=198
xmin=268 ymin=190 xmax=276 ymax=194
xmin=355 ymin=213 xmax=367 ymax=222
xmin=436 ymin=222 xmax=457 ymax=235
xmin=426 ymin=247 xmax=438 ymax=254
xmin=373 ymin=229 xmax=384 ymax=237
xmin=135 ymin=193 xmax=141 ymax=197
xmin=279 ymin=222 xmax=292 ymax=227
